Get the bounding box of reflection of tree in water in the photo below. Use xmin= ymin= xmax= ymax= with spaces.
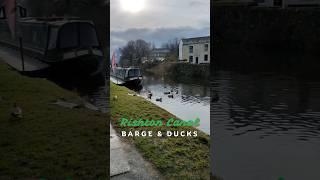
xmin=141 ymin=73 xmax=210 ymax=105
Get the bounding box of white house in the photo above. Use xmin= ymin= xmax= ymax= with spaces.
xmin=150 ymin=48 xmax=170 ymax=62
xmin=179 ymin=36 xmax=210 ymax=64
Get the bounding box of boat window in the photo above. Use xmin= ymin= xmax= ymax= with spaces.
xmin=128 ymin=69 xmax=141 ymax=77
xmin=19 ymin=23 xmax=48 ymax=50
xmin=116 ymin=69 xmax=125 ymax=79
xmin=48 ymin=27 xmax=58 ymax=49
xmin=79 ymin=23 xmax=99 ymax=48
xmin=59 ymin=23 xmax=78 ymax=49
xmin=59 ymin=22 xmax=99 ymax=50
xmin=121 ymin=69 xmax=125 ymax=78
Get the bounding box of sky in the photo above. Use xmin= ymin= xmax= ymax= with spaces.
xmin=110 ymin=0 xmax=210 ymax=57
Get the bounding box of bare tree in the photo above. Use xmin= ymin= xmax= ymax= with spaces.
xmin=162 ymin=38 xmax=179 ymax=61
xmin=135 ymin=39 xmax=150 ymax=64
xmin=120 ymin=40 xmax=136 ymax=67
xmin=120 ymin=39 xmax=151 ymax=67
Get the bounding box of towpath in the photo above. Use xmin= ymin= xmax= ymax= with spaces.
xmin=0 ymin=45 xmax=49 ymax=71
xmin=110 ymin=125 xmax=163 ymax=180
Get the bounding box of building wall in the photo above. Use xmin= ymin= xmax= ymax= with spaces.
xmin=179 ymin=40 xmax=183 ymax=60
xmin=151 ymin=49 xmax=170 ymax=62
xmin=180 ymin=42 xmax=210 ymax=64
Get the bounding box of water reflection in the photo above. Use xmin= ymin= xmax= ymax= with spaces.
xmin=137 ymin=73 xmax=210 ymax=134
xmin=213 ymin=71 xmax=320 ymax=179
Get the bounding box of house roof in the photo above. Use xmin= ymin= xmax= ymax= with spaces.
xmin=181 ymin=36 xmax=210 ymax=45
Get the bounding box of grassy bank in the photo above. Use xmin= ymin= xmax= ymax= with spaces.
xmin=110 ymin=82 xmax=210 ymax=180
xmin=0 ymin=62 xmax=108 ymax=178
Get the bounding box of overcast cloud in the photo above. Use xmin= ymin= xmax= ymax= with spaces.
xmin=110 ymin=0 xmax=210 ymax=53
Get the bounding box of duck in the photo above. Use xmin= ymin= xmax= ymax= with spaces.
xmin=156 ymin=98 xmax=162 ymax=102
xmin=168 ymin=94 xmax=174 ymax=98
xmin=11 ymin=103 xmax=22 ymax=118
xmin=147 ymin=91 xmax=153 ymax=99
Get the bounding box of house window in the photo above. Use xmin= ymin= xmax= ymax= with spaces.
xmin=204 ymin=44 xmax=209 ymax=51
xmin=204 ymin=54 xmax=208 ymax=61
xmin=189 ymin=46 xmax=193 ymax=53
xmin=189 ymin=56 xmax=193 ymax=63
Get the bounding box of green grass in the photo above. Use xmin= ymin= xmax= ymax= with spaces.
xmin=110 ymin=82 xmax=210 ymax=180
xmin=0 ymin=62 xmax=108 ymax=179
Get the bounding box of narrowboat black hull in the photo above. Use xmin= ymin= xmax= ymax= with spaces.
xmin=48 ymin=54 xmax=106 ymax=87
xmin=124 ymin=78 xmax=143 ymax=90
xmin=110 ymin=75 xmax=142 ymax=90
xmin=110 ymin=75 xmax=142 ymax=85
xmin=0 ymin=41 xmax=106 ymax=86
xmin=124 ymin=78 xmax=142 ymax=86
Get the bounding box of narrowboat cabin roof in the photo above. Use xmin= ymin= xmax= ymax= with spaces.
xmin=17 ymin=17 xmax=93 ymax=26
xmin=112 ymin=67 xmax=142 ymax=75
xmin=1 ymin=15 xmax=101 ymax=63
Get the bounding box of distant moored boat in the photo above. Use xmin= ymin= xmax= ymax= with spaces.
xmin=110 ymin=67 xmax=142 ymax=87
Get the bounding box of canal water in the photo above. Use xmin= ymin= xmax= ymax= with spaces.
xmin=212 ymin=71 xmax=320 ymax=180
xmin=137 ymin=73 xmax=210 ymax=134
xmin=78 ymin=83 xmax=109 ymax=113
xmin=48 ymin=74 xmax=109 ymax=113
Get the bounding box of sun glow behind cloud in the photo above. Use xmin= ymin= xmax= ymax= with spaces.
xmin=120 ymin=0 xmax=146 ymax=13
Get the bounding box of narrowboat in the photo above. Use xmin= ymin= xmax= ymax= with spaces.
xmin=110 ymin=67 xmax=142 ymax=87
xmin=0 ymin=6 xmax=106 ymax=85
